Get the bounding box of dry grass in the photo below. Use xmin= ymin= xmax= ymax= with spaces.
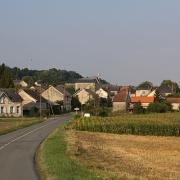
xmin=0 ymin=118 xmax=43 ymax=135
xmin=66 ymin=130 xmax=180 ymax=180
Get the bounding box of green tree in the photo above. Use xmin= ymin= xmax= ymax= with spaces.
xmin=71 ymin=97 xmax=81 ymax=110
xmin=161 ymin=80 xmax=180 ymax=93
xmin=0 ymin=63 xmax=14 ymax=88
xmin=155 ymin=89 xmax=163 ymax=103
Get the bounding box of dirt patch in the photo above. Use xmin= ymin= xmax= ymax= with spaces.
xmin=66 ymin=130 xmax=180 ymax=180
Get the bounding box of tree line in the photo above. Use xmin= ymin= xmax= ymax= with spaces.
xmin=0 ymin=63 xmax=82 ymax=88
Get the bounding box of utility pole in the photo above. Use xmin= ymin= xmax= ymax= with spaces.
xmin=35 ymin=81 xmax=42 ymax=119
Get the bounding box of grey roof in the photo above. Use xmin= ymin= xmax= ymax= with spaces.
xmin=76 ymin=77 xmax=99 ymax=83
xmin=157 ymin=85 xmax=172 ymax=94
xmin=0 ymin=89 xmax=23 ymax=102
xmin=55 ymin=85 xmax=71 ymax=97
xmin=23 ymin=89 xmax=48 ymax=103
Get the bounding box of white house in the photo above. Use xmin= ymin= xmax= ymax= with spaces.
xmin=96 ymin=88 xmax=108 ymax=99
xmin=136 ymin=82 xmax=153 ymax=97
xmin=0 ymin=89 xmax=23 ymax=117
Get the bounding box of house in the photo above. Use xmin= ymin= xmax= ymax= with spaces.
xmin=13 ymin=80 xmax=28 ymax=88
xmin=166 ymin=98 xmax=180 ymax=111
xmin=107 ymin=85 xmax=121 ymax=96
xmin=129 ymin=86 xmax=136 ymax=97
xmin=18 ymin=89 xmax=48 ymax=115
xmin=131 ymin=97 xmax=154 ymax=109
xmin=0 ymin=89 xmax=23 ymax=117
xmin=74 ymin=88 xmax=97 ymax=105
xmin=113 ymin=86 xmax=130 ymax=112
xmin=75 ymin=77 xmax=100 ymax=91
xmin=96 ymin=88 xmax=109 ymax=99
xmin=136 ymin=81 xmax=153 ymax=97
xmin=147 ymin=85 xmax=173 ymax=97
xmin=41 ymin=85 xmax=72 ymax=111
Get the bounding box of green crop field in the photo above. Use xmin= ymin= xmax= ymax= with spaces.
xmin=68 ymin=113 xmax=180 ymax=136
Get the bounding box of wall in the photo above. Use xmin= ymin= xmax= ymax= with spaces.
xmin=113 ymin=102 xmax=127 ymax=112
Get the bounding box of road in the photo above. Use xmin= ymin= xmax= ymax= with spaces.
xmin=0 ymin=114 xmax=71 ymax=180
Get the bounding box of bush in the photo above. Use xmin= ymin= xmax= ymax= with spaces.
xmin=133 ymin=102 xmax=145 ymax=114
xmin=147 ymin=102 xmax=171 ymax=113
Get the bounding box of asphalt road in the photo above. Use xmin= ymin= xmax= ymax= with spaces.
xmin=0 ymin=114 xmax=72 ymax=180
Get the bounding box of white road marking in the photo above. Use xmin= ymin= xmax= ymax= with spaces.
xmin=0 ymin=117 xmax=67 ymax=151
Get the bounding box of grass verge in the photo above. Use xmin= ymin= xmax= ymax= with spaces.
xmin=36 ymin=125 xmax=112 ymax=180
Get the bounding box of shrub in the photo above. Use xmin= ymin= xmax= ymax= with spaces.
xmin=147 ymin=102 xmax=170 ymax=113
xmin=133 ymin=102 xmax=145 ymax=114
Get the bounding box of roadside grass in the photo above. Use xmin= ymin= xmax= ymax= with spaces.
xmin=36 ymin=125 xmax=116 ymax=180
xmin=66 ymin=130 xmax=180 ymax=180
xmin=68 ymin=113 xmax=180 ymax=136
xmin=0 ymin=118 xmax=44 ymax=135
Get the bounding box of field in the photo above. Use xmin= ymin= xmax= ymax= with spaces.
xmin=0 ymin=118 xmax=44 ymax=135
xmin=36 ymin=125 xmax=108 ymax=180
xmin=66 ymin=130 xmax=180 ymax=179
xmin=37 ymin=113 xmax=180 ymax=179
xmin=68 ymin=113 xmax=180 ymax=136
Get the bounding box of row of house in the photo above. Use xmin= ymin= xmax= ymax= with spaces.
xmin=0 ymin=84 xmax=72 ymax=117
xmin=113 ymin=81 xmax=180 ymax=112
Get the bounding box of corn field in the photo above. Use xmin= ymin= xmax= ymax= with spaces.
xmin=68 ymin=113 xmax=180 ymax=136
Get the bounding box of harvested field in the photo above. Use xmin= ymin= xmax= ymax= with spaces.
xmin=66 ymin=130 xmax=180 ymax=180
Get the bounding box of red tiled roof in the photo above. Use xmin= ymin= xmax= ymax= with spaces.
xmin=166 ymin=98 xmax=180 ymax=103
xmin=131 ymin=97 xmax=154 ymax=103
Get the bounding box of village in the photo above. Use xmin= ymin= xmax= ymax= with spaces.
xmin=0 ymin=76 xmax=179 ymax=118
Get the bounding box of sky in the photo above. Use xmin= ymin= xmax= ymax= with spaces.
xmin=0 ymin=0 xmax=180 ymax=85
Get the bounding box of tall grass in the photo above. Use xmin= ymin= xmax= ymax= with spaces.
xmin=68 ymin=113 xmax=180 ymax=136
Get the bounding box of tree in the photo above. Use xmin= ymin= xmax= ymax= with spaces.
xmin=71 ymin=97 xmax=81 ymax=110
xmin=0 ymin=63 xmax=14 ymax=88
xmin=155 ymin=89 xmax=163 ymax=103
xmin=161 ymin=80 xmax=180 ymax=93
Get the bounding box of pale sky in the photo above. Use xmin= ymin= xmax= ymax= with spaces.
xmin=0 ymin=0 xmax=180 ymax=85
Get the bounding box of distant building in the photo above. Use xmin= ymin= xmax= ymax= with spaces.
xmin=75 ymin=77 xmax=100 ymax=91
xmin=0 ymin=89 xmax=23 ymax=117
xmin=107 ymin=85 xmax=121 ymax=97
xmin=18 ymin=89 xmax=48 ymax=115
xmin=136 ymin=82 xmax=153 ymax=97
xmin=41 ymin=85 xmax=72 ymax=111
xmin=131 ymin=97 xmax=155 ymax=109
xmin=96 ymin=88 xmax=109 ymax=99
xmin=166 ymin=98 xmax=180 ymax=111
xmin=74 ymin=88 xmax=97 ymax=105
xmin=13 ymin=80 xmax=28 ymax=88
xmin=113 ymin=86 xmax=130 ymax=112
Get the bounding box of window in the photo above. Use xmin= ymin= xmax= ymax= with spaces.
xmin=17 ymin=106 xmax=20 ymax=114
xmin=10 ymin=106 xmax=14 ymax=114
xmin=1 ymin=106 xmax=4 ymax=113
